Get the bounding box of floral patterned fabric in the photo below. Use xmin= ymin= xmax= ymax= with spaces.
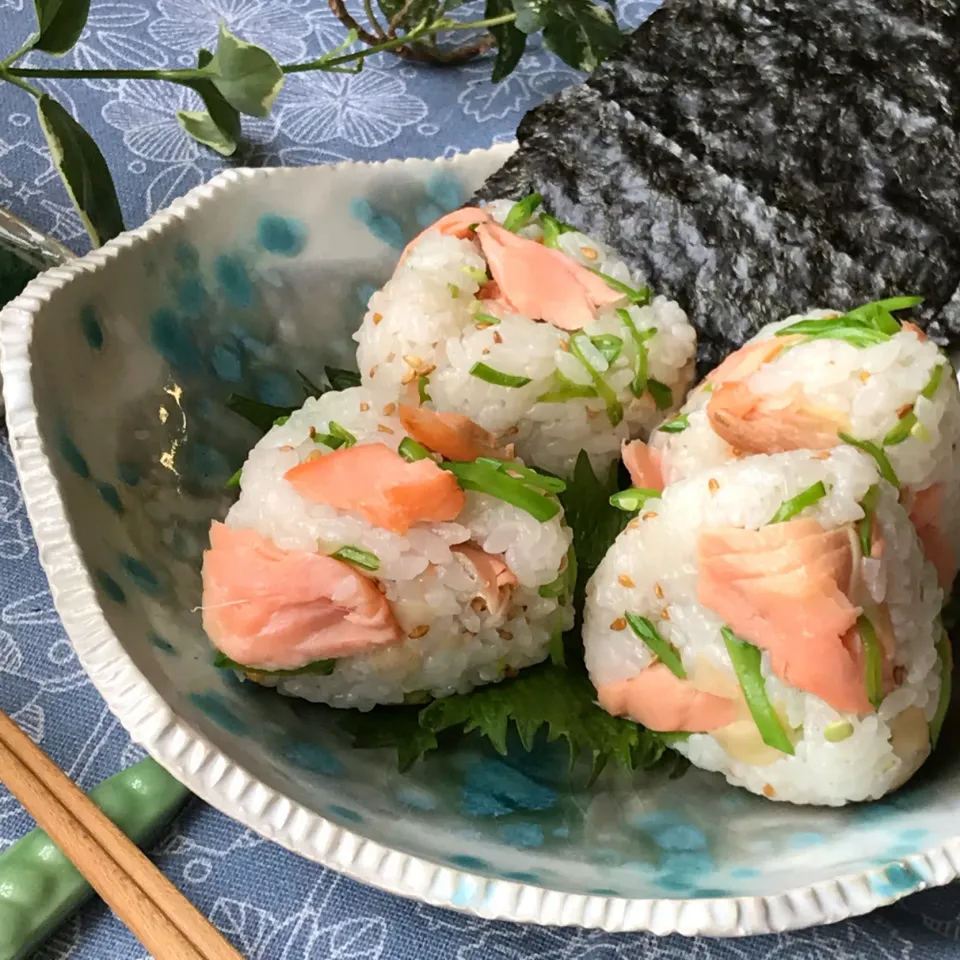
xmin=0 ymin=1 xmax=957 ymax=957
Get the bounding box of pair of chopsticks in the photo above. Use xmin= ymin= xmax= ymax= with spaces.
xmin=0 ymin=708 xmax=244 ymax=960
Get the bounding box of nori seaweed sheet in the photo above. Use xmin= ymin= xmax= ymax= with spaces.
xmin=475 ymin=0 xmax=960 ymax=374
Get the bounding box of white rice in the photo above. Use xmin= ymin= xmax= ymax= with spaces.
xmin=583 ymin=447 xmax=945 ymax=805
xmin=224 ymin=386 xmax=573 ymax=709
xmin=354 ymin=199 xmax=697 ymax=477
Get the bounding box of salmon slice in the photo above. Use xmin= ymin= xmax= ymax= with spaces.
xmin=202 ymin=522 xmax=403 ymax=670
xmin=707 ymin=381 xmax=847 ymax=455
xmin=908 ymin=483 xmax=956 ymax=589
xmin=285 ymin=442 xmax=465 ymax=535
xmin=621 ymin=440 xmax=664 ymax=491
xmin=474 ymin=222 xmax=623 ymax=331
xmin=398 ymin=206 xmax=491 ymax=266
xmin=698 ymin=519 xmax=873 ymax=713
xmin=706 ymin=336 xmax=801 ymax=387
xmin=452 ymin=543 xmax=518 ymax=620
xmin=398 ymin=404 xmax=504 ymax=463
xmin=597 ymin=663 xmax=739 ymax=732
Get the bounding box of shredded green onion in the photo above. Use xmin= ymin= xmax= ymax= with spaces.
xmin=590 ymin=334 xmax=624 ymax=365
xmin=327 ymin=421 xmax=356 ymax=448
xmin=473 ymin=312 xmax=500 ymax=326
xmin=883 ymin=410 xmax=917 ymax=446
xmin=274 ymin=415 xmax=290 ymax=427
xmin=857 ymin=484 xmax=880 ymax=557
xmin=502 ymin=193 xmax=543 ymax=232
xmin=931 ymin=627 xmax=953 ymax=749
xmin=768 ymin=481 xmax=828 ymax=524
xmin=313 ymin=433 xmax=344 ymax=450
xmin=609 ymin=487 xmax=661 ymax=512
xmin=658 ymin=414 xmax=689 ymax=434
xmin=417 ymin=375 xmax=431 ymax=403
xmin=441 ymin=460 xmax=560 ymax=521
xmin=540 ymin=212 xmax=577 ymax=248
xmin=776 ymin=296 xmax=923 ymax=347
xmin=586 ymin=268 xmax=651 ymax=305
xmin=462 ymin=265 xmax=488 ymax=284
xmin=332 ymin=545 xmax=381 ymax=571
xmin=448 ymin=283 xmax=460 ymax=298
xmin=823 ymin=720 xmax=854 ymax=743
xmin=625 ymin=614 xmax=686 ymax=678
xmin=838 ymin=432 xmax=899 ymax=487
xmin=536 ymin=369 xmax=598 ymax=403
xmin=858 ymin=614 xmax=885 ymax=709
xmin=647 ymin=379 xmax=673 ymax=411
xmin=470 ymin=362 xmax=532 ymax=388
xmin=398 ymin=437 xmax=431 ymax=462
xmin=473 ymin=457 xmax=566 ymax=493
xmin=225 ymin=468 xmax=242 ymax=488
xmin=922 ymin=363 xmax=945 ymax=400
xmin=721 ymin=627 xmax=795 ymax=755
xmin=846 ymin=296 xmax=923 ymax=333
xmin=569 ymin=332 xmax=623 ymax=426
xmin=214 ymin=651 xmax=335 ymax=677
xmin=616 ymin=308 xmax=658 ymax=398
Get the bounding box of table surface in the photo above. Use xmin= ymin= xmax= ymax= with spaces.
xmin=0 ymin=1 xmax=958 ymax=957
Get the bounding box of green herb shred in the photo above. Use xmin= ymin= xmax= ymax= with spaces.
xmin=838 ymin=432 xmax=899 ymax=487
xmin=398 ymin=437 xmax=431 ymax=462
xmin=609 ymin=487 xmax=661 ymax=512
xmin=569 ymin=332 xmax=623 ymax=426
xmin=590 ymin=333 xmax=624 ymax=365
xmin=469 ymin=362 xmax=532 ymax=388
xmin=540 ymin=212 xmax=577 ymax=249
xmin=331 ymin=545 xmax=381 ymax=571
xmin=768 ymin=481 xmax=828 ymax=524
xmin=625 ymin=614 xmax=687 ymax=678
xmin=225 ymin=468 xmax=242 ymax=488
xmin=536 ymin=369 xmax=598 ymax=403
xmin=586 ymin=268 xmax=651 ymax=306
xmin=658 ymin=414 xmax=689 ymax=434
xmin=647 ymin=378 xmax=673 ymax=411
xmin=326 ymin=421 xmax=356 ymax=448
xmin=473 ymin=312 xmax=501 ymax=326
xmin=857 ymin=484 xmax=880 ymax=557
xmin=417 ymin=375 xmax=432 ymax=404
xmin=857 ymin=614 xmax=884 ymax=709
xmin=616 ymin=307 xmax=658 ymax=398
xmin=462 ymin=265 xmax=488 ymax=285
xmin=442 ymin=460 xmax=560 ymax=522
xmin=721 ymin=627 xmax=795 ymax=755
xmin=502 ymin=192 xmax=543 ymax=233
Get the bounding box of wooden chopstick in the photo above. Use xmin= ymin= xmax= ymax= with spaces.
xmin=0 ymin=708 xmax=245 ymax=960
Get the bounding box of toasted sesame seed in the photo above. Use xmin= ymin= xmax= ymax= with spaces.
xmin=408 ymin=624 xmax=430 ymax=639
xmin=401 ymin=370 xmax=417 ymax=385
xmin=610 ymin=617 xmax=627 ymax=631
xmin=309 ymin=426 xmax=317 ymax=438
xmin=377 ymin=424 xmax=394 ymax=434
xmin=581 ymin=247 xmax=599 ymax=261
xmin=359 ymin=402 xmax=370 ymax=412
xmin=660 ymin=607 xmax=671 ymax=621
xmin=859 ymin=370 xmax=870 ymax=382
xmin=421 ymin=363 xmax=436 ymax=376
xmin=470 ymin=597 xmax=487 ymax=612
xmin=763 ymin=783 xmax=776 ymax=798
xmin=476 ymin=321 xmax=494 ymax=330
xmin=372 ymin=312 xmax=383 ymax=325
xmin=501 ymin=425 xmax=519 ymax=438
xmin=498 ymin=629 xmax=513 ymax=641
xmin=383 ymin=402 xmax=396 ymax=416
xmin=897 ymin=403 xmax=913 ymax=418
xmin=403 ymin=354 xmax=423 ymax=369
xmin=628 ymin=519 xmax=641 ymax=530
xmin=376 ymin=581 xmax=387 ymax=594
xmin=493 ymin=331 xmax=503 ymax=344
xmin=812 ymin=451 xmax=831 ymax=460
xmin=618 ymin=573 xmax=635 ymax=588
xmin=893 ymin=665 xmax=906 ymax=685
xmin=708 ymin=478 xmax=720 ymax=494
xmin=559 ymin=340 xmax=570 ymax=352
xmin=642 ymin=511 xmax=658 ymax=520
xmin=305 ymin=449 xmax=323 ymax=461
xmin=731 ymin=447 xmax=744 ymax=459
xmin=586 ymin=407 xmax=602 ymax=420
xmin=369 ymin=366 xmax=377 ymax=378
xmin=654 ymin=582 xmax=664 ymax=599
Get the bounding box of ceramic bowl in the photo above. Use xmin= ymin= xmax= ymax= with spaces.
xmin=2 ymin=146 xmax=958 ymax=937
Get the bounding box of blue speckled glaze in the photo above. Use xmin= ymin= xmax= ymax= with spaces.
xmin=31 ymin=157 xmax=960 ymax=911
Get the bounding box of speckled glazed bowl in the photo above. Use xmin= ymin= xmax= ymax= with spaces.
xmin=2 ymin=146 xmax=959 ymax=937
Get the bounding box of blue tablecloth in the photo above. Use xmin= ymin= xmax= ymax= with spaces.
xmin=0 ymin=1 xmax=958 ymax=957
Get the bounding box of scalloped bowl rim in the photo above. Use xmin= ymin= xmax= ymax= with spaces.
xmin=2 ymin=148 xmax=959 ymax=937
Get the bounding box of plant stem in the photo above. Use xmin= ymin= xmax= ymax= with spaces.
xmin=4 ymin=13 xmax=518 ymax=80
xmin=327 ymin=0 xmax=382 ymax=47
xmin=0 ymin=71 xmax=41 ymax=96
xmin=0 ymin=34 xmax=37 ymax=69
xmin=362 ymin=0 xmax=388 ymax=39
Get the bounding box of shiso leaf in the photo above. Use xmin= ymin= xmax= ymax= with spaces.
xmin=227 ymin=394 xmax=296 ymax=434
xmin=339 ymin=706 xmax=440 ymax=773
xmin=486 ymin=0 xmax=527 ymax=81
xmin=324 ymin=366 xmax=362 ymax=391
xmin=213 ymin=651 xmax=335 ymax=677
xmin=541 ymin=0 xmax=624 ymax=73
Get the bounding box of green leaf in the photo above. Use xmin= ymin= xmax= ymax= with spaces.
xmin=512 ymin=0 xmax=548 ymax=33
xmin=36 ymin=94 xmax=124 ymax=247
xmin=339 ymin=705 xmax=440 ymax=772
xmin=205 ymin=21 xmax=284 ymax=118
xmin=541 ymin=0 xmax=624 ymax=72
xmin=179 ymin=48 xmax=242 ymax=157
xmin=227 ymin=394 xmax=296 ymax=433
xmin=34 ymin=0 xmax=90 ymax=54
xmin=560 ymin=451 xmax=630 ymax=600
xmin=325 ymin=366 xmax=362 ymax=391
xmin=486 ymin=0 xmax=528 ymax=81
xmin=419 ymin=662 xmax=677 ymax=776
